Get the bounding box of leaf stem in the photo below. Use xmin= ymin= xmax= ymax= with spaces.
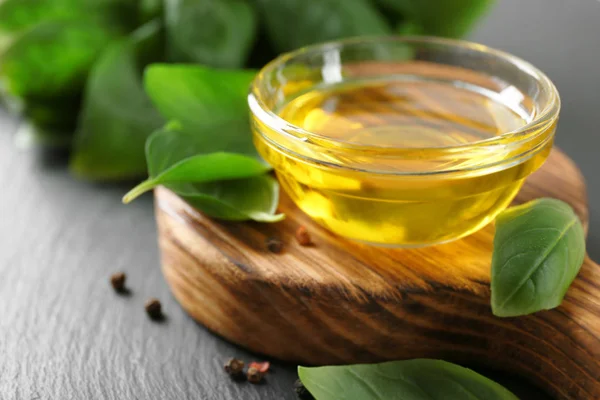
xmin=122 ymin=180 xmax=157 ymax=204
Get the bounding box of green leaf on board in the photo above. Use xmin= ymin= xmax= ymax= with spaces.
xmin=70 ymin=20 xmax=165 ymax=180
xmin=491 ymin=198 xmax=586 ymax=317
xmin=124 ymin=125 xmax=282 ymax=222
xmin=375 ymin=0 xmax=495 ymax=38
xmin=144 ymin=64 xmax=259 ymax=158
xmin=169 ymin=175 xmax=283 ymax=222
xmin=255 ymin=0 xmax=391 ymax=53
xmin=122 ymin=126 xmax=270 ymax=203
xmin=130 ymin=65 xmax=283 ymax=222
xmin=164 ymin=0 xmax=257 ymax=67
xmin=299 ymin=359 xmax=519 ymax=400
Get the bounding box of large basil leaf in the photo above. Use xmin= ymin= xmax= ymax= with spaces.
xmin=122 ymin=126 xmax=270 ymax=203
xmin=70 ymin=20 xmax=165 ymax=180
xmin=144 ymin=64 xmax=259 ymax=158
xmin=376 ymin=0 xmax=494 ymax=38
xmin=164 ymin=0 xmax=256 ymax=68
xmin=168 ymin=176 xmax=283 ymax=223
xmin=254 ymin=0 xmax=391 ymax=53
xmin=299 ymin=359 xmax=518 ymax=400
xmin=0 ymin=17 xmax=124 ymax=99
xmin=491 ymin=198 xmax=586 ymax=317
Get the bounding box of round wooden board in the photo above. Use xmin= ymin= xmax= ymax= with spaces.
xmin=155 ymin=148 xmax=599 ymax=400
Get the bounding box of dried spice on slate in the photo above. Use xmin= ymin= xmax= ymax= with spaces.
xmin=247 ymin=366 xmax=264 ymax=384
xmin=145 ymin=298 xmax=163 ymax=320
xmin=224 ymin=358 xmax=245 ymax=379
xmin=110 ymin=272 xmax=126 ymax=292
xmin=249 ymin=361 xmax=270 ymax=374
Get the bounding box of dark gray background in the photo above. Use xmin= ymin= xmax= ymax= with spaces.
xmin=0 ymin=0 xmax=597 ymax=398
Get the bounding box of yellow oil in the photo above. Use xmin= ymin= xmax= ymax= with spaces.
xmin=254 ymin=77 xmax=553 ymax=246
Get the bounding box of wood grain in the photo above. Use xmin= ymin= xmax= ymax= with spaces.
xmin=155 ymin=148 xmax=598 ymax=400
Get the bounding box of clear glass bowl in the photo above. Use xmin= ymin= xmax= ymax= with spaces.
xmin=248 ymin=36 xmax=560 ymax=247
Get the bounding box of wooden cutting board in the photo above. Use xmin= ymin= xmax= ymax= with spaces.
xmin=154 ymin=148 xmax=599 ymax=400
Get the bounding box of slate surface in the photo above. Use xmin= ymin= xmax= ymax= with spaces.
xmin=1 ymin=0 xmax=598 ymax=398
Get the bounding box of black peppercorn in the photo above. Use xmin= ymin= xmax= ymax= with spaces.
xmin=294 ymin=379 xmax=314 ymax=399
xmin=145 ymin=298 xmax=163 ymax=320
xmin=266 ymin=237 xmax=283 ymax=253
xmin=247 ymin=366 xmax=264 ymax=384
xmin=224 ymin=358 xmax=245 ymax=380
xmin=110 ymin=272 xmax=126 ymax=293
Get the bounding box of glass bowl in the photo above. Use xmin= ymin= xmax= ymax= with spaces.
xmin=248 ymin=36 xmax=560 ymax=247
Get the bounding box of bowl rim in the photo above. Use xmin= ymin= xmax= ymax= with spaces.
xmin=248 ymin=35 xmax=560 ymax=174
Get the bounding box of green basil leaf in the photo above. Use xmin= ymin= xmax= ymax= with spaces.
xmin=138 ymin=65 xmax=281 ymax=222
xmin=144 ymin=64 xmax=259 ymax=158
xmin=122 ymin=126 xmax=270 ymax=203
xmin=375 ymin=0 xmax=494 ymax=38
xmin=0 ymin=0 xmax=123 ymax=32
xmin=0 ymin=0 xmax=77 ymax=34
xmin=299 ymin=359 xmax=518 ymax=400
xmin=138 ymin=0 xmax=163 ymax=24
xmin=0 ymin=0 xmax=137 ymax=53
xmin=396 ymin=20 xmax=424 ymax=36
xmin=0 ymin=17 xmax=124 ymax=99
xmin=69 ymin=20 xmax=165 ymax=180
xmin=168 ymin=175 xmax=283 ymax=223
xmin=491 ymin=198 xmax=586 ymax=317
xmin=0 ymin=0 xmax=139 ymax=144
xmin=164 ymin=0 xmax=256 ymax=67
xmin=255 ymin=0 xmax=391 ymax=53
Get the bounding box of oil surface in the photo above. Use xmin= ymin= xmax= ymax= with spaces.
xmin=279 ymin=79 xmax=527 ymax=148
xmin=254 ymin=76 xmax=552 ymax=246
